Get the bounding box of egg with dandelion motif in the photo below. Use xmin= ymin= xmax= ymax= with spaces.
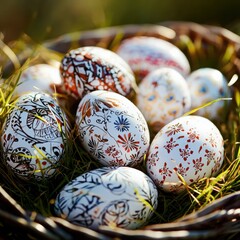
xmin=0 ymin=92 xmax=69 ymax=180
xmin=75 ymin=90 xmax=150 ymax=167
xmin=146 ymin=115 xmax=224 ymax=193
xmin=136 ymin=67 xmax=191 ymax=132
xmin=14 ymin=64 xmax=63 ymax=96
xmin=54 ymin=166 xmax=158 ymax=230
xmin=60 ymin=46 xmax=136 ymax=100
xmin=186 ymin=68 xmax=231 ymax=120
xmin=116 ymin=36 xmax=190 ymax=81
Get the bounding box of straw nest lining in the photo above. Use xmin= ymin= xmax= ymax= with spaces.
xmin=0 ymin=21 xmax=240 ymax=239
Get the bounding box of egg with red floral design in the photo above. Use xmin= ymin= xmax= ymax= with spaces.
xmin=0 ymin=92 xmax=69 ymax=180
xmin=75 ymin=90 xmax=150 ymax=167
xmin=116 ymin=36 xmax=190 ymax=81
xmin=136 ymin=67 xmax=191 ymax=132
xmin=60 ymin=46 xmax=136 ymax=100
xmin=186 ymin=68 xmax=231 ymax=120
xmin=146 ymin=115 xmax=224 ymax=193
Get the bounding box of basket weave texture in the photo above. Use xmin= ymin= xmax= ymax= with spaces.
xmin=1 ymin=22 xmax=240 ymax=240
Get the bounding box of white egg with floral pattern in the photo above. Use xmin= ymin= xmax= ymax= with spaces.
xmin=136 ymin=67 xmax=191 ymax=133
xmin=0 ymin=92 xmax=69 ymax=180
xmin=146 ymin=115 xmax=224 ymax=193
xmin=54 ymin=166 xmax=158 ymax=230
xmin=75 ymin=90 xmax=150 ymax=166
xmin=186 ymin=68 xmax=231 ymax=120
xmin=116 ymin=36 xmax=191 ymax=81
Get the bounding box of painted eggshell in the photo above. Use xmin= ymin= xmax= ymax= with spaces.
xmin=1 ymin=92 xmax=68 ymax=180
xmin=75 ymin=90 xmax=150 ymax=166
xmin=15 ymin=64 xmax=63 ymax=96
xmin=54 ymin=166 xmax=158 ymax=229
xmin=146 ymin=115 xmax=224 ymax=193
xmin=60 ymin=46 xmax=136 ymax=99
xmin=136 ymin=68 xmax=191 ymax=132
xmin=186 ymin=68 xmax=231 ymax=120
xmin=116 ymin=36 xmax=191 ymax=81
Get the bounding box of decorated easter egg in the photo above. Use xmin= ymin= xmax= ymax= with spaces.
xmin=146 ymin=115 xmax=224 ymax=193
xmin=136 ymin=68 xmax=191 ymax=132
xmin=75 ymin=90 xmax=150 ymax=166
xmin=60 ymin=46 xmax=136 ymax=99
xmin=1 ymin=92 xmax=69 ymax=180
xmin=116 ymin=36 xmax=191 ymax=81
xmin=186 ymin=68 xmax=231 ymax=120
xmin=54 ymin=166 xmax=158 ymax=229
xmin=14 ymin=64 xmax=63 ymax=96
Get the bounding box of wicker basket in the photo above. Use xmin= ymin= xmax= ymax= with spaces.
xmin=1 ymin=22 xmax=240 ymax=240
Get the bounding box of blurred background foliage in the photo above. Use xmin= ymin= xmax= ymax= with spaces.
xmin=0 ymin=0 xmax=240 ymax=43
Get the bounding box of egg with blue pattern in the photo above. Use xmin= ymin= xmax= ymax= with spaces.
xmin=136 ymin=68 xmax=191 ymax=133
xmin=186 ymin=68 xmax=231 ymax=120
xmin=54 ymin=166 xmax=158 ymax=229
